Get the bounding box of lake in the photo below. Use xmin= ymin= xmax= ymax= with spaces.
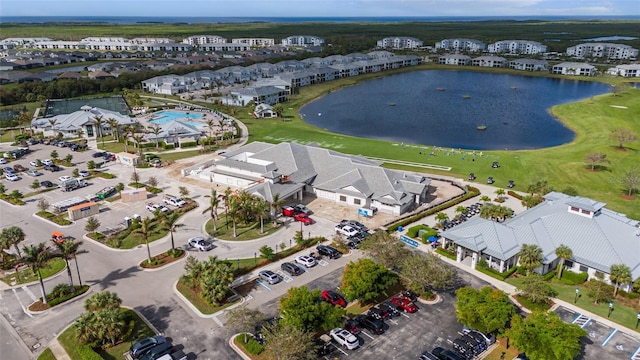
xmin=299 ymin=70 xmax=611 ymax=150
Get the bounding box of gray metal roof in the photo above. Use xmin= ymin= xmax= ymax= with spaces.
xmin=442 ymin=192 xmax=640 ymax=278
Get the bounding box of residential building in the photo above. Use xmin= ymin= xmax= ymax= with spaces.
xmin=440 ymin=192 xmax=640 ymax=292
xmin=567 ymin=43 xmax=639 ymax=60
xmin=182 ymin=35 xmax=227 ymax=45
xmin=488 ymin=40 xmax=547 ymax=55
xmin=471 ymin=56 xmax=506 ymax=68
xmin=281 ymin=35 xmax=325 ymax=47
xmin=31 ymin=105 xmax=136 ymax=138
xmin=144 ymin=120 xmax=203 ymax=147
xmin=199 ymin=43 xmax=253 ymax=52
xmin=508 ymin=58 xmax=548 ymax=72
xmin=551 ymin=62 xmax=597 ymax=76
xmin=223 ymin=86 xmax=288 ymax=106
xmin=606 ymin=64 xmax=640 ymax=77
xmin=435 ymin=38 xmax=486 ymax=52
xmin=206 ymin=142 xmax=431 ymax=215
xmin=253 ymin=103 xmax=277 ymax=118
xmin=377 ymin=37 xmax=424 ymax=49
xmin=231 ymin=38 xmax=275 ymax=47
xmin=439 ymin=54 xmax=471 ymax=65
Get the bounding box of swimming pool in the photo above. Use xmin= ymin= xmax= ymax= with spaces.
xmin=149 ymin=110 xmax=204 ymax=127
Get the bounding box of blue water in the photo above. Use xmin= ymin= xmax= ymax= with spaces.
xmin=3 ymin=15 xmax=639 ymax=24
xmin=299 ymin=71 xmax=611 ymax=150
xmin=150 ymin=111 xmax=203 ymax=128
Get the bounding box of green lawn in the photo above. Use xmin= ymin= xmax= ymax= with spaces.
xmin=507 ymin=277 xmax=640 ymax=330
xmin=37 ymin=348 xmax=57 ymax=360
xmin=205 ymin=217 xmax=284 ymax=241
xmin=0 ymin=258 xmax=66 ymax=285
xmin=176 ymin=279 xmax=239 ymax=315
xmin=58 ymin=308 xmax=155 ymax=360
xmin=238 ymin=71 xmax=640 ymax=220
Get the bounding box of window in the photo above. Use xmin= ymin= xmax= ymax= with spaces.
xmin=579 ymin=265 xmax=588 ymax=272
xmin=581 ymin=209 xmax=590 ymax=215
xmin=353 ymin=199 xmax=361 ymax=205
xmin=570 ymin=206 xmax=579 ymax=212
xmin=564 ymin=260 xmax=574 ymax=269
xmin=339 ymin=195 xmax=346 ymax=202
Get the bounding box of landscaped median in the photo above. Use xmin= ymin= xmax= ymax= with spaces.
xmin=1 ymin=258 xmax=66 ymax=286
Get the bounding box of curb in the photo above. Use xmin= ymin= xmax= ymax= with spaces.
xmin=32 ymin=212 xmax=76 ymax=228
xmin=1 ymin=261 xmax=68 ymax=291
xmin=137 ymin=251 xmax=187 ymax=272
xmin=228 ymin=333 xmax=253 ymax=360
xmin=27 ymin=285 xmax=93 ymax=316
xmin=172 ymin=279 xmax=245 ymax=319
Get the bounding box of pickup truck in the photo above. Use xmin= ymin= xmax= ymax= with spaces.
xmin=163 ymin=196 xmax=186 ymax=208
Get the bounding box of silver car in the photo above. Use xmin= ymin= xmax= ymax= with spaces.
xmin=258 ymin=270 xmax=281 ymax=285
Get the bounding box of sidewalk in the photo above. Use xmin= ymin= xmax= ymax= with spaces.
xmin=48 ymin=338 xmax=71 ymax=360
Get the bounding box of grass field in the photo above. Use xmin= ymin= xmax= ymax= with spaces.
xmin=36 ymin=348 xmax=57 ymax=360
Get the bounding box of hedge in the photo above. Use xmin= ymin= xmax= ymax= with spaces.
xmin=407 ymin=224 xmax=431 ymax=238
xmin=240 ymin=336 xmax=263 ymax=355
xmin=46 ymin=285 xmax=90 ymax=307
xmin=508 ymin=190 xmax=523 ymax=200
xmin=476 ymin=264 xmax=518 ymax=281
xmin=435 ymin=247 xmax=456 ymax=260
xmin=77 ymin=344 xmax=103 ymax=360
xmin=162 ymin=143 xmax=175 ymax=150
xmin=557 ymin=271 xmax=588 ymax=285
xmin=180 ymin=141 xmax=197 ymax=148
xmin=387 ymin=186 xmax=480 ymax=232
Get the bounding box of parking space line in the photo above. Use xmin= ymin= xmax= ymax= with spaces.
xmin=601 ymin=329 xmax=617 ymax=347
xmin=319 ymin=260 xmax=329 ymax=266
xmin=21 ymin=286 xmax=38 ymax=302
xmin=401 ymin=312 xmax=410 ymax=318
xmin=388 ymin=319 xmax=399 ymax=325
xmin=276 ymin=271 xmax=293 ymax=283
xmin=255 ymin=280 xmax=271 ymax=291
xmin=245 ymin=294 xmax=253 ymax=301
xmin=361 ymin=331 xmax=374 ymax=340
xmin=332 ymin=344 xmax=348 ymax=356
xmin=631 ymin=344 xmax=640 ymax=360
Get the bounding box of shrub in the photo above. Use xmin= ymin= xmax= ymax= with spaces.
xmin=145 ymin=186 xmax=162 ymax=194
xmin=507 ymin=190 xmax=523 ymax=200
xmin=543 ymin=271 xmax=556 ymax=281
xmin=161 ymin=143 xmax=175 ymax=150
xmin=476 ymin=264 xmax=518 ymax=281
xmin=47 ymin=285 xmax=89 ymax=306
xmin=77 ymin=344 xmax=103 ymax=360
xmin=180 ymin=141 xmax=197 ymax=148
xmin=49 ymin=284 xmax=74 ymax=299
xmin=241 ymin=336 xmax=263 ymax=355
xmin=435 ymin=247 xmax=456 ymax=260
xmin=558 ymin=271 xmax=588 ymax=285
xmin=407 ymin=224 xmax=430 ymax=238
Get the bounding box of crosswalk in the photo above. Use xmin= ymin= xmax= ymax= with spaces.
xmin=571 ymin=314 xmax=590 ymax=328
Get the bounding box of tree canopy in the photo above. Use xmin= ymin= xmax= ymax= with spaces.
xmin=401 ymin=252 xmax=457 ymax=294
xmin=518 ymin=244 xmax=543 ymax=275
xmin=260 ymin=322 xmax=317 ymax=360
xmin=507 ymin=312 xmax=586 ymax=360
xmin=225 ymin=304 xmax=265 ymax=344
xmin=279 ymin=286 xmax=345 ymax=331
xmin=340 ymin=258 xmax=398 ymax=304
xmin=519 ymin=274 xmax=558 ymax=304
xmin=455 ymin=286 xmax=516 ymax=335
xmin=358 ymin=231 xmax=411 ymax=269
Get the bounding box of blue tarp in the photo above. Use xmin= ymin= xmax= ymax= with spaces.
xmin=428 ymin=236 xmax=438 ymax=243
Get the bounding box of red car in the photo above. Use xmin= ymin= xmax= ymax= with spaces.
xmin=294 ymin=213 xmax=313 ymax=225
xmin=390 ymin=295 xmax=418 ymax=313
xmin=282 ymin=206 xmax=296 ymax=217
xmin=322 ymin=290 xmax=347 ymax=307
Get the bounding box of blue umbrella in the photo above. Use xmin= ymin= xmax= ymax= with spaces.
xmin=428 ymin=236 xmax=438 ymax=243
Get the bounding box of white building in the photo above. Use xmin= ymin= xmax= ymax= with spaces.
xmin=567 ymin=43 xmax=639 ymax=60
xmin=508 ymin=59 xmax=548 ymax=72
xmin=435 ymin=38 xmax=486 ymax=52
xmin=551 ymin=62 xmax=597 ymax=76
xmin=31 ymin=106 xmax=136 ymax=138
xmin=438 ymin=54 xmax=471 ymax=65
xmin=198 ymin=43 xmax=252 ymax=52
xmin=377 ymin=37 xmax=424 ymax=49
xmin=471 ymin=56 xmax=506 ymax=68
xmin=606 ymin=64 xmax=640 ymax=77
xmin=182 ymin=35 xmax=227 ymax=45
xmin=281 ymin=35 xmax=324 ymax=47
xmin=231 ymin=38 xmax=275 ymax=47
xmin=488 ymin=40 xmax=547 ymax=55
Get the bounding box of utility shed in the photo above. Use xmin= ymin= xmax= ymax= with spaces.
xmin=68 ymin=201 xmax=99 ymax=221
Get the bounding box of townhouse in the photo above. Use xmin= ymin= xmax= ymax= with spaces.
xmin=551 ymin=62 xmax=597 ymax=76
xmin=488 ymin=40 xmax=547 ymax=55
xmin=567 ymin=43 xmax=639 ymax=60
xmin=377 ymin=37 xmax=424 ymax=50
xmin=435 ymin=38 xmax=486 ymax=52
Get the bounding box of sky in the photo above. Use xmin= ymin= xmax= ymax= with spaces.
xmin=1 ymin=0 xmax=639 ymax=17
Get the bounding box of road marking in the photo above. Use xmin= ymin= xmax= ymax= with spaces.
xmin=319 ymin=260 xmax=329 ymax=267
xmin=276 ymin=271 xmax=293 ymax=283
xmin=630 ymin=344 xmax=640 ymax=360
xmin=22 ymin=286 xmax=38 ymax=302
xmin=11 ymin=288 xmax=33 ymax=318
xmin=401 ymin=312 xmax=410 ymax=318
xmin=244 ymin=294 xmax=253 ymax=301
xmin=361 ymin=331 xmax=374 ymax=340
xmin=601 ymin=328 xmax=617 ymax=346
xmin=211 ymin=315 xmax=223 ymax=327
xmin=255 ymin=280 xmax=271 ymax=291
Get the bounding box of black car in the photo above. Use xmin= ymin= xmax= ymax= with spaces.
xmin=343 ymin=318 xmax=361 ymax=335
xmin=452 ymin=339 xmax=475 ymax=359
xmin=130 ymin=336 xmax=166 ymax=359
xmin=138 ymin=341 xmax=174 ymax=360
xmin=44 ymin=165 xmax=61 ymax=172
xmin=368 ymin=306 xmax=391 ymax=320
xmin=316 ymin=245 xmax=341 ymax=259
xmin=40 ymin=180 xmax=55 ymax=188
xmin=92 ymin=151 xmax=105 ymax=158
xmin=420 ymin=351 xmax=440 ymax=360
xmin=461 ymin=334 xmax=485 ymax=352
xmin=379 ymin=301 xmax=401 ymax=317
xmin=280 ymin=262 xmax=302 ymax=276
xmin=487 ymin=176 xmax=494 ymax=184
xmin=432 ymin=347 xmax=465 ymax=360
xmin=355 ymin=314 xmax=384 ymax=335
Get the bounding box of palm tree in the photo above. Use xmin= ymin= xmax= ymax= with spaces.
xmin=495 ymin=188 xmax=506 ymax=200
xmin=223 ymin=187 xmax=233 ymax=229
xmin=47 ymin=118 xmax=58 ymax=134
xmin=93 ymin=115 xmax=105 ymax=148
xmin=84 ymin=291 xmax=122 ymax=311
xmin=202 ymin=189 xmax=220 ymax=232
xmin=132 ymin=133 xmax=146 ymax=157
xmin=609 ymin=264 xmax=632 ymax=297
xmin=228 ymin=196 xmax=241 ymax=238
xmin=479 ymin=195 xmax=491 ymax=203
xmin=160 ymin=211 xmax=184 ymax=251
xmin=521 ymin=195 xmax=539 ymax=209
xmin=518 ymin=244 xmax=543 ymax=275
xmin=455 ymin=205 xmax=467 ymax=219
xmin=22 ymin=243 xmax=51 ymax=304
xmin=268 ymin=193 xmax=285 ymax=224
xmin=0 ymin=235 xmax=11 ymax=265
xmin=133 ymin=217 xmax=154 ymax=264
xmin=0 ymin=226 xmax=26 ymax=259
xmin=107 ymin=118 xmax=119 ymax=141
xmin=121 ymin=125 xmax=133 ymax=153
xmin=435 ymin=212 xmax=449 ymax=228
xmin=95 ymin=307 xmax=126 ymax=346
xmin=253 ymin=197 xmax=267 ymax=234
xmin=148 ymin=125 xmax=161 ymax=148
xmin=555 ymin=244 xmax=573 ymax=280
xmin=52 ymin=239 xmax=83 ymax=289
xmin=205 ymin=118 xmax=216 ymax=150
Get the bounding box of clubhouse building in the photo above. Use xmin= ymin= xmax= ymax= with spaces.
xmin=440 ymin=192 xmax=640 ymax=292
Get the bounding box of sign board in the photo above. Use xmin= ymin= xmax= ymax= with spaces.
xmin=358 ymin=208 xmax=374 ymax=217
xmin=400 ymin=234 xmax=419 ymax=248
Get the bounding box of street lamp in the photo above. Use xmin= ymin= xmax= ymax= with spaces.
xmin=289 ymin=238 xmax=292 ymax=249
xmin=608 ymin=302 xmax=614 ymax=318
xmin=636 ymin=312 xmax=640 ymax=329
xmin=574 ymin=288 xmax=580 ymax=303
xmin=254 ymin=252 xmax=257 ymax=266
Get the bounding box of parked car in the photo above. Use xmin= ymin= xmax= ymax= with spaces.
xmin=92 ymin=152 xmax=105 ymax=158
xmin=27 ymin=170 xmax=42 ymax=177
xmin=294 ymin=255 xmax=317 ymax=268
xmin=390 ymin=295 xmax=418 ymax=313
xmin=282 ymin=206 xmax=296 ymax=217
xmin=315 ymin=334 xmax=335 ymax=356
xmin=130 ymin=335 xmax=167 ymax=359
xmin=187 ymin=237 xmax=213 ymax=251
xmin=280 ymin=262 xmax=302 ymax=276
xmin=58 ymin=175 xmax=73 ymax=182
xmin=163 ymin=195 xmax=186 ymax=208
xmin=340 ymin=219 xmax=367 ymax=231
xmin=3 ymin=166 xmax=15 ymax=174
xmin=138 ymin=341 xmax=174 ymax=360
xmin=452 ymin=338 xmax=475 ymax=359
xmin=420 ymin=351 xmax=440 ymax=360
xmin=42 ymin=159 xmax=54 ymax=166
xmin=367 ymin=307 xmax=389 ymax=321
xmin=329 ymin=328 xmax=359 ymax=350
xmin=79 ymin=170 xmax=91 ymax=177
xmin=335 ymin=224 xmax=359 ymax=237
xmin=461 ymin=327 xmax=495 ymax=346
xmin=343 ymin=318 xmax=361 ymax=335
xmin=293 ymin=213 xmax=313 ymax=225
xmin=293 ymin=204 xmax=312 ymax=215
xmin=147 ymin=202 xmax=169 ymax=213
xmin=316 ymin=245 xmax=341 ymax=259
xmin=29 ymin=160 xmax=40 ymax=167
xmin=432 ymin=347 xmax=465 ymax=360
xmin=13 ymin=164 xmax=27 ymax=172
xmin=258 ymin=270 xmax=281 ymax=285
xmin=44 ymin=164 xmax=61 ymax=172
xmin=40 ymin=180 xmax=54 ymax=188
xmin=5 ymin=173 xmax=20 ymax=181
xmin=354 ymin=314 xmax=384 ymax=335
xmin=0 ymin=158 xmax=6 ymax=164
xmin=321 ymin=290 xmax=347 ymax=307
xmin=379 ymin=301 xmax=401 ymax=317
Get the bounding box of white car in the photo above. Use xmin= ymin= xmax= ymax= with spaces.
xmin=188 ymin=237 xmax=213 ymax=251
xmin=335 ymin=224 xmax=359 ymax=237
xmin=78 ymin=170 xmax=91 ymax=177
xmin=5 ymin=173 xmax=20 ymax=181
xmin=294 ymin=255 xmax=317 ymax=268
xmin=58 ymin=175 xmax=72 ymax=182
xmin=163 ymin=196 xmax=186 ymax=207
xmin=0 ymin=158 xmax=6 ymax=164
xmin=29 ymin=160 xmax=39 ymax=167
xmin=27 ymin=170 xmax=43 ymax=177
xmin=42 ymin=159 xmax=54 ymax=166
xmin=330 ymin=328 xmax=359 ymax=350
xmin=146 ymin=203 xmax=169 ymax=213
